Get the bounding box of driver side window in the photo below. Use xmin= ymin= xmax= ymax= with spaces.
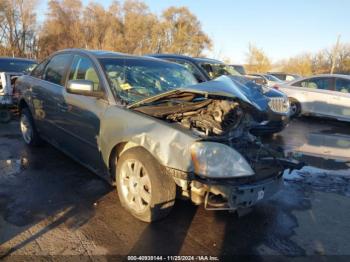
xmin=68 ymin=55 xmax=100 ymax=91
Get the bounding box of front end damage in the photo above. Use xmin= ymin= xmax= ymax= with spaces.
xmin=131 ymin=77 xmax=303 ymax=212
xmin=164 ymin=151 xmax=302 ymax=213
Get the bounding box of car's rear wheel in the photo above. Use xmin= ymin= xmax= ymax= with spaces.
xmin=20 ymin=108 xmax=41 ymax=146
xmin=289 ymin=98 xmax=301 ymax=118
xmin=115 ymin=147 xmax=176 ymax=222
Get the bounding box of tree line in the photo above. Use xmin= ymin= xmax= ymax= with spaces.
xmin=0 ymin=0 xmax=212 ymax=59
xmin=245 ymin=41 xmax=350 ymax=75
xmin=1 ymin=0 xmax=349 ymax=76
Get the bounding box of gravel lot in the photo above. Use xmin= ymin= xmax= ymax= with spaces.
xmin=0 ymin=117 xmax=350 ymax=260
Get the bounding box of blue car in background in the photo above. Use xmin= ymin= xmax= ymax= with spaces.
xmin=147 ymin=54 xmax=290 ymax=135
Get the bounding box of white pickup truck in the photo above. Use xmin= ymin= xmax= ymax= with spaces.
xmin=0 ymin=57 xmax=36 ymax=122
xmin=0 ymin=72 xmax=22 ymax=122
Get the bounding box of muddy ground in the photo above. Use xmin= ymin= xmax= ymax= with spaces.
xmin=0 ymin=117 xmax=349 ymax=261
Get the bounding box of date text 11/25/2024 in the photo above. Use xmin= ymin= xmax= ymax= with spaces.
xmin=127 ymin=256 xmax=219 ymax=261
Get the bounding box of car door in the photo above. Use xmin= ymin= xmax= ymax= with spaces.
xmin=57 ymin=54 xmax=109 ymax=173
xmin=333 ymin=78 xmax=350 ymax=121
xmin=289 ymin=77 xmax=335 ymax=116
xmin=305 ymin=77 xmax=336 ymax=117
xmin=30 ymin=53 xmax=73 ymax=144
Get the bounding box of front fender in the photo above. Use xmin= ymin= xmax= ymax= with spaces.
xmin=100 ymin=106 xmax=198 ymax=172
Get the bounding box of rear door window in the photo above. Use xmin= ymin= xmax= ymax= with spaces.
xmin=335 ymin=78 xmax=350 ymax=93
xmin=43 ymin=54 xmax=72 ymax=86
xmin=293 ymin=77 xmax=334 ymax=90
xmin=307 ymin=78 xmax=334 ymax=90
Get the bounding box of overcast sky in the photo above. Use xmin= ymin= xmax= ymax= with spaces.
xmin=38 ymin=0 xmax=350 ymax=63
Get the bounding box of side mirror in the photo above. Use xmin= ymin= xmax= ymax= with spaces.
xmin=67 ymin=80 xmax=104 ymax=98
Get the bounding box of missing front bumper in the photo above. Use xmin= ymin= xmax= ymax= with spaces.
xmin=203 ymin=175 xmax=283 ymax=211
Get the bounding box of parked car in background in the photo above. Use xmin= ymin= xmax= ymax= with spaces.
xmin=278 ymin=74 xmax=350 ymax=121
xmin=16 ymin=49 xmax=302 ymax=222
xmin=230 ymin=64 xmax=247 ymax=75
xmin=268 ymin=72 xmax=301 ymax=82
xmin=0 ymin=57 xmax=37 ymax=74
xmin=148 ymin=54 xmax=290 ymax=135
xmin=147 ymin=54 xmax=241 ymax=82
xmin=249 ymin=73 xmax=285 ymax=88
xmin=0 ymin=57 xmax=37 ymax=122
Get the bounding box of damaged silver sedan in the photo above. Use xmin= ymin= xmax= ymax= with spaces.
xmin=16 ymin=49 xmax=302 ymax=222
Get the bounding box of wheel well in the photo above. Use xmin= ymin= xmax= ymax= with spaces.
xmin=289 ymin=97 xmax=301 ymax=105
xmin=288 ymin=97 xmax=302 ymax=115
xmin=108 ymin=141 xmax=139 ymax=181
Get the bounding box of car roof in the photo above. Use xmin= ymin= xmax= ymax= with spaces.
xmin=146 ymin=54 xmax=225 ymax=64
xmin=56 ymin=48 xmax=157 ymax=60
xmin=286 ymin=74 xmax=350 ymax=85
xmin=294 ymin=74 xmax=350 ymax=80
xmin=249 ymin=73 xmax=264 ymax=76
xmin=0 ymin=57 xmax=36 ymax=63
xmin=193 ymin=57 xmax=224 ymax=64
xmin=307 ymin=74 xmax=350 ymax=79
xmin=268 ymin=72 xmax=300 ymax=76
xmin=147 ymin=53 xmax=193 ymax=60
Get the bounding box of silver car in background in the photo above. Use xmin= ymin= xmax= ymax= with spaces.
xmin=248 ymin=73 xmax=285 ymax=88
xmin=278 ymin=74 xmax=350 ymax=121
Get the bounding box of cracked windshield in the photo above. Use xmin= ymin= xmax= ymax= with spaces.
xmin=100 ymin=58 xmax=198 ymax=104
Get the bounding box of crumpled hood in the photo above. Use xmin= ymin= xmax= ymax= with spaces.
xmin=129 ymin=75 xmax=268 ymax=111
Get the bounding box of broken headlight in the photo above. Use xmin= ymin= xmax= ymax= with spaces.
xmin=190 ymin=142 xmax=255 ymax=178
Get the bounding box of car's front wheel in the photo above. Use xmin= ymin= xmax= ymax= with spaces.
xmin=115 ymin=147 xmax=176 ymax=222
xmin=289 ymin=98 xmax=301 ymax=118
xmin=20 ymin=108 xmax=41 ymax=146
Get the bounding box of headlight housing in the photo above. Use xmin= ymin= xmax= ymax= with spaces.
xmin=190 ymin=142 xmax=254 ymax=178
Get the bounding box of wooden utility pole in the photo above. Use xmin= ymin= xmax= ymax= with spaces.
xmin=330 ymin=35 xmax=341 ymax=74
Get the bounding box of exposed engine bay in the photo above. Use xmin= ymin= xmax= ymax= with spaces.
xmin=133 ymin=92 xmax=252 ymax=138
xmin=134 ymin=91 xmax=301 ymax=181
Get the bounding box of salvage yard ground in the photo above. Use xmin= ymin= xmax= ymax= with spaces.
xmin=0 ymin=117 xmax=350 ymax=259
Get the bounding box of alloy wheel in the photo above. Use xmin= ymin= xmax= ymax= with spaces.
xmin=119 ymin=159 xmax=152 ymax=213
xmin=20 ymin=114 xmax=33 ymax=144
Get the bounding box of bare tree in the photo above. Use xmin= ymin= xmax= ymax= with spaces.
xmin=159 ymin=6 xmax=212 ymax=56
xmin=245 ymin=43 xmax=271 ymax=73
xmin=38 ymin=0 xmax=84 ymax=58
xmin=330 ymin=35 xmax=341 ymax=74
xmin=0 ymin=0 xmax=38 ymax=57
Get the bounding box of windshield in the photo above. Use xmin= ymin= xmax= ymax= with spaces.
xmin=99 ymin=58 xmax=198 ymax=104
xmin=0 ymin=59 xmax=37 ymax=74
xmin=265 ymin=74 xmax=283 ymax=82
xmin=199 ymin=63 xmax=241 ymax=79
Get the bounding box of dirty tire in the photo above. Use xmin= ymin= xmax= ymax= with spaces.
xmin=115 ymin=147 xmax=176 ymax=222
xmin=0 ymin=109 xmax=12 ymax=123
xmin=20 ymin=107 xmax=41 ymax=146
xmin=289 ymin=98 xmax=301 ymax=118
